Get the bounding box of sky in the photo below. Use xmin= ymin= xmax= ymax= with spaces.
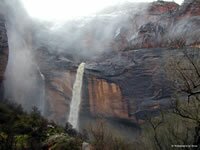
xmin=20 ymin=0 xmax=184 ymax=21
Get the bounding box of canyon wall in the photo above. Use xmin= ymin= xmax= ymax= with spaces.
xmin=35 ymin=48 xmax=131 ymax=123
xmin=85 ymin=48 xmax=174 ymax=120
xmin=45 ymin=71 xmax=76 ymax=124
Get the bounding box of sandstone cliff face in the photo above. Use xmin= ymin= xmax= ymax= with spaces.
xmin=36 ymin=50 xmax=131 ymax=122
xmin=35 ymin=48 xmax=77 ymax=124
xmin=45 ymin=71 xmax=76 ymax=124
xmin=129 ymin=1 xmax=200 ymax=50
xmin=148 ymin=1 xmax=178 ymax=14
xmin=87 ymin=76 xmax=128 ymax=119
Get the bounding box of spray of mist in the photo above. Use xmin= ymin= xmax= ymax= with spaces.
xmin=1 ymin=0 xmax=46 ymax=113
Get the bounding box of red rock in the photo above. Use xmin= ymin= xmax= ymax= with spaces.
xmin=148 ymin=1 xmax=179 ymax=14
xmin=87 ymin=76 xmax=129 ymax=119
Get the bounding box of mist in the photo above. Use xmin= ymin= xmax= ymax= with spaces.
xmin=1 ymin=0 xmax=45 ymax=113
xmin=167 ymin=16 xmax=200 ymax=46
xmin=33 ymin=2 xmax=151 ymax=59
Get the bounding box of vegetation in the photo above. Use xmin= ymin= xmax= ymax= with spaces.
xmin=0 ymin=100 xmax=83 ymax=150
xmin=0 ymin=97 xmax=135 ymax=150
xmin=86 ymin=119 xmax=134 ymax=150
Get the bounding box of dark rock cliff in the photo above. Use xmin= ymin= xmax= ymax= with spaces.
xmin=0 ymin=15 xmax=8 ymax=98
xmin=84 ymin=48 xmax=173 ymax=121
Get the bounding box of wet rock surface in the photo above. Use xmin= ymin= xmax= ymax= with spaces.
xmin=85 ymin=48 xmax=174 ymax=119
xmin=0 ymin=15 xmax=8 ymax=98
xmin=128 ymin=0 xmax=200 ymax=50
xmin=129 ymin=22 xmax=166 ymax=49
xmin=35 ymin=48 xmax=77 ymax=124
xmin=175 ymin=0 xmax=200 ymax=18
xmin=0 ymin=16 xmax=8 ymax=80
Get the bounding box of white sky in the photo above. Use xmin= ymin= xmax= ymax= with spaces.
xmin=20 ymin=0 xmax=184 ymax=21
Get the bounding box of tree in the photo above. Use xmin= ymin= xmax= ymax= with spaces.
xmin=136 ymin=48 xmax=200 ymax=150
xmin=86 ymin=119 xmax=134 ymax=150
xmin=166 ymin=48 xmax=200 ymax=146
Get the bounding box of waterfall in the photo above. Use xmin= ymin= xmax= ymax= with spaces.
xmin=68 ymin=62 xmax=85 ymax=129
xmin=37 ymin=66 xmax=46 ymax=116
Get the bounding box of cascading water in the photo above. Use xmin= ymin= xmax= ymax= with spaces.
xmin=37 ymin=66 xmax=46 ymax=116
xmin=68 ymin=62 xmax=85 ymax=129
